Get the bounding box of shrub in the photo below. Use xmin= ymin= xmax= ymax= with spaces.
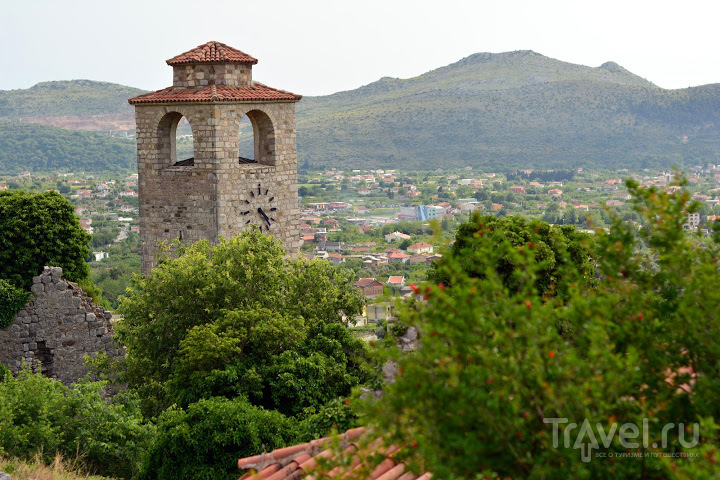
xmin=430 ymin=214 xmax=595 ymax=299
xmin=0 ymin=367 xmax=154 ymax=478
xmin=137 ymin=397 xmax=297 ymax=480
xmin=0 ymin=279 xmax=30 ymax=329
xmin=298 ymin=397 xmax=358 ymax=442
xmin=0 ymin=362 xmax=10 ymax=381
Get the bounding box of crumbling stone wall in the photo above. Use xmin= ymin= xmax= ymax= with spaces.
xmin=0 ymin=266 xmax=123 ymax=384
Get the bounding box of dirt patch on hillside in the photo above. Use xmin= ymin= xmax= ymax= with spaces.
xmin=17 ymin=114 xmax=136 ymax=132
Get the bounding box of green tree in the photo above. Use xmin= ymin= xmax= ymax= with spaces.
xmin=430 ymin=214 xmax=594 ymax=299
xmin=114 ymin=230 xmax=373 ymax=417
xmin=363 ymin=178 xmax=720 ymax=479
xmin=0 ymin=190 xmax=91 ymax=289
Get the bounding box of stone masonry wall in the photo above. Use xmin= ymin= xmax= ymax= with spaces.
xmin=172 ymin=64 xmax=253 ymax=89
xmin=0 ymin=267 xmax=123 ymax=385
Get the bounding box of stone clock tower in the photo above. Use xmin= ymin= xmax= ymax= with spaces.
xmin=129 ymin=41 xmax=302 ymax=273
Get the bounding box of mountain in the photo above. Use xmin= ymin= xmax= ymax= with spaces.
xmin=2 ymin=52 xmax=720 ymax=174
xmin=295 ymin=50 xmax=720 ymax=170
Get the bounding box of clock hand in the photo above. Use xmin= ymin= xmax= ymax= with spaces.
xmin=258 ymin=207 xmax=271 ymax=225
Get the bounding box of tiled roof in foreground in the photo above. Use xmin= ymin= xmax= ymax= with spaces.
xmin=237 ymin=427 xmax=432 ymax=480
xmin=167 ymin=41 xmax=258 ymax=65
xmin=128 ymin=83 xmax=301 ymax=104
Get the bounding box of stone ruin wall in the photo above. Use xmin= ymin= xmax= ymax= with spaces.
xmin=0 ymin=266 xmax=124 ymax=385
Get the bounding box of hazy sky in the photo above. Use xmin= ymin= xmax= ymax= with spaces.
xmin=2 ymin=0 xmax=719 ymax=96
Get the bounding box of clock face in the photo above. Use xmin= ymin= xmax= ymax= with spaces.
xmin=241 ymin=183 xmax=277 ymax=232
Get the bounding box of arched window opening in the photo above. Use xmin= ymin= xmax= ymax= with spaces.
xmin=156 ymin=112 xmax=195 ymax=167
xmin=238 ymin=110 xmax=276 ymax=166
xmin=174 ymin=116 xmax=195 ymax=166
xmin=238 ymin=114 xmax=255 ymax=163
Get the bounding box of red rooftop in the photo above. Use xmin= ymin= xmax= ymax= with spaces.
xmin=129 ymin=41 xmax=300 ymax=105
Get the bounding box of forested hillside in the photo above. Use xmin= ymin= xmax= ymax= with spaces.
xmin=0 ymin=122 xmax=136 ymax=173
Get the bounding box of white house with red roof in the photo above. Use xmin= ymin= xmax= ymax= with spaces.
xmin=385 ymin=232 xmax=411 ymax=242
xmin=406 ymin=242 xmax=433 ymax=255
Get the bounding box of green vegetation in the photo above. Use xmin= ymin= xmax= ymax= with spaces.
xmin=2 ymin=230 xmax=376 ymax=480
xmin=136 ymin=397 xmax=295 ymax=480
xmin=432 ymin=214 xmax=595 ymax=298
xmin=0 ymin=368 xmax=154 ymax=479
xmin=0 ymin=279 xmax=31 ymax=329
xmin=297 ymin=51 xmax=720 ymax=171
xmin=0 ymin=190 xmax=91 ymax=289
xmin=0 ymin=80 xmax=144 ymax=119
xmin=0 ymin=122 xmax=136 ymax=174
xmin=114 ymin=230 xmax=372 ymax=418
xmin=364 ymin=178 xmax=720 ymax=478
xmin=6 ymin=167 xmax=720 ymax=479
xmin=89 ymin=233 xmax=141 ymax=309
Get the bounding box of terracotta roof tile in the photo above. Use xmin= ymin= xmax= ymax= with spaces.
xmin=129 ymin=83 xmax=301 ymax=104
xmin=354 ymin=278 xmax=382 ymax=288
xmin=167 ymin=41 xmax=258 ymax=65
xmin=238 ymin=428 xmax=431 ymax=480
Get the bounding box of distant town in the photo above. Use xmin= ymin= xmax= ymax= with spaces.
xmin=3 ymin=163 xmax=719 ymax=324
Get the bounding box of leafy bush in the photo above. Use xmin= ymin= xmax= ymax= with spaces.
xmin=0 ymin=368 xmax=154 ymax=478
xmin=366 ymin=178 xmax=720 ymax=478
xmin=430 ymin=214 xmax=595 ymax=298
xmin=0 ymin=190 xmax=91 ymax=289
xmin=136 ymin=397 xmax=297 ymax=480
xmin=115 ymin=230 xmax=373 ymax=417
xmin=0 ymin=362 xmax=10 ymax=381
xmin=0 ymin=279 xmax=30 ymax=329
xmin=298 ymin=397 xmax=358 ymax=443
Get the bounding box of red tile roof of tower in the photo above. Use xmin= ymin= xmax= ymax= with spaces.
xmin=128 ymin=83 xmax=301 ymax=104
xmin=166 ymin=41 xmax=258 ymax=65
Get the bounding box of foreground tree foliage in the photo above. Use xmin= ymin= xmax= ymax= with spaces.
xmin=116 ymin=230 xmax=371 ymax=417
xmin=0 ymin=190 xmax=91 ymax=289
xmin=430 ymin=214 xmax=595 ymax=298
xmin=1 ymin=230 xmax=375 ymax=480
xmin=365 ymin=178 xmax=720 ymax=479
xmin=92 ymin=230 xmax=373 ymax=480
xmin=136 ymin=397 xmax=296 ymax=480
